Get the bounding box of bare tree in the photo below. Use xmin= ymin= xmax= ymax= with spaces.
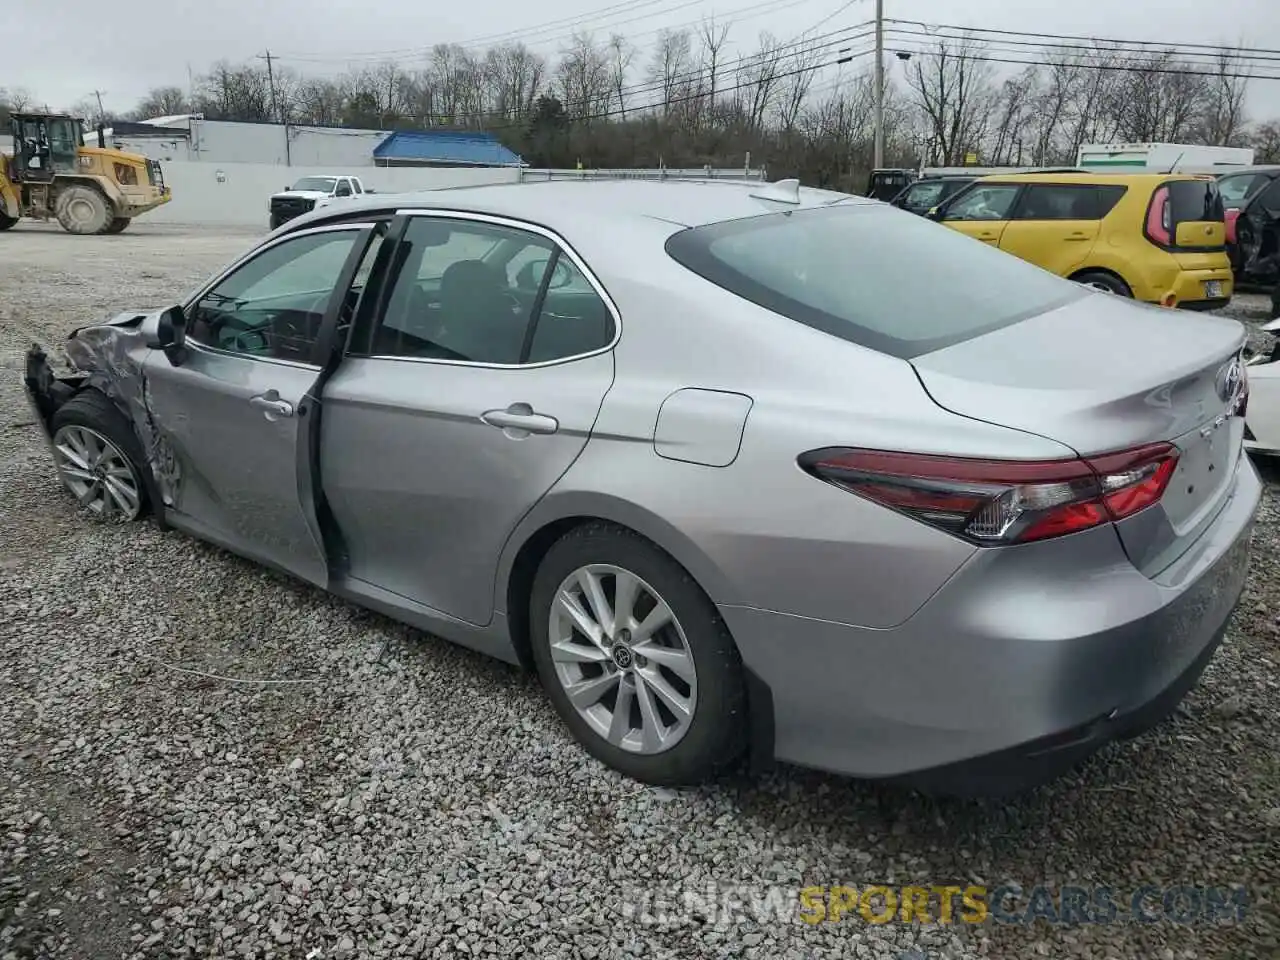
xmin=555 ymin=32 xmax=613 ymax=120
xmin=986 ymin=68 xmax=1039 ymax=165
xmin=481 ymin=43 xmax=545 ymax=122
xmin=1251 ymin=119 xmax=1280 ymax=164
xmin=292 ymin=78 xmax=347 ymax=126
xmin=197 ymin=61 xmax=273 ymax=121
xmin=739 ymin=32 xmax=786 ymax=132
xmin=132 ymin=86 xmax=189 ymax=120
xmin=697 ymin=17 xmax=732 ymax=120
xmin=905 ymin=38 xmax=995 ymax=165
xmin=1106 ymin=50 xmax=1208 ymax=143
xmin=1198 ymin=48 xmax=1250 ymax=145
xmin=606 ymin=34 xmax=635 ymax=118
xmin=649 ymin=27 xmax=694 ymax=115
xmin=773 ymin=41 xmax=823 ymax=131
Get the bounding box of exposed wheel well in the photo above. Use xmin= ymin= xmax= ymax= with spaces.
xmin=504 ymin=516 xmax=598 ymax=672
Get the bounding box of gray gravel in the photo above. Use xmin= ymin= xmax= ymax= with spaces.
xmin=1 ymin=222 xmax=1277 ymax=960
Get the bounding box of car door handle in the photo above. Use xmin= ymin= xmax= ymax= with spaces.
xmin=1066 ymin=232 xmax=1090 ymax=241
xmin=249 ymin=392 xmax=294 ymax=420
xmin=481 ymin=404 xmax=559 ymax=435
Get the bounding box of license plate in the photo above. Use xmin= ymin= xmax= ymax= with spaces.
xmin=1205 ymin=280 xmax=1224 ymax=298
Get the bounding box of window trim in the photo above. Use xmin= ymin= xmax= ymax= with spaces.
xmin=181 ymin=222 xmax=376 ymax=371
xmin=351 ymin=208 xmax=622 ymax=370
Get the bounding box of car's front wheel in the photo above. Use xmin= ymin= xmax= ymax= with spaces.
xmin=49 ymin=390 xmax=150 ymax=522
xmin=530 ymin=522 xmax=747 ymax=785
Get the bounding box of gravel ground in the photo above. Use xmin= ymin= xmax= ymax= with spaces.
xmin=1 ymin=222 xmax=1277 ymax=960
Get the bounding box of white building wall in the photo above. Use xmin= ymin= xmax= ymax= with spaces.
xmin=144 ymin=160 xmax=520 ymax=225
xmin=287 ymin=127 xmax=389 ymax=167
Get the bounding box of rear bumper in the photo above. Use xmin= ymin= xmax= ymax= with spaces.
xmin=721 ymin=454 xmax=1260 ymax=794
xmin=1163 ymin=266 xmax=1234 ymax=307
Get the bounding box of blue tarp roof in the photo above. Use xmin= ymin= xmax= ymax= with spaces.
xmin=373 ymin=130 xmax=523 ymax=166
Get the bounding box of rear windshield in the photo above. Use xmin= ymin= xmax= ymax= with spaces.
xmin=1168 ymin=179 xmax=1225 ymax=224
xmin=665 ymin=204 xmax=1083 ymax=359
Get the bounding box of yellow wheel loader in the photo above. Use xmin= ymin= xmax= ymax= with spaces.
xmin=0 ymin=113 xmax=171 ymax=235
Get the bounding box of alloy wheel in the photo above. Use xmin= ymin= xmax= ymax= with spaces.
xmin=547 ymin=564 xmax=698 ymax=754
xmin=51 ymin=424 xmax=142 ymax=520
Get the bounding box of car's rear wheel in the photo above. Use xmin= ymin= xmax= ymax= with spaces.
xmin=1074 ymin=271 xmax=1133 ymax=297
xmin=49 ymin=390 xmax=149 ymax=522
xmin=529 ymin=522 xmax=747 ymax=785
xmin=0 ymin=211 xmax=17 ymax=231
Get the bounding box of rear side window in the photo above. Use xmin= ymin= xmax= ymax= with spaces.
xmin=1218 ymin=173 xmax=1263 ymax=206
xmin=1013 ymin=184 xmax=1128 ymax=221
xmin=665 ymin=204 xmax=1082 ymax=360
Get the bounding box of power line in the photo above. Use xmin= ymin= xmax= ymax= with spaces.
xmin=884 ymin=19 xmax=1280 ymax=58
xmin=889 ymin=43 xmax=1280 ymax=82
xmin=277 ymin=0 xmax=689 ymax=60
xmin=274 ymin=0 xmax=793 ymax=65
xmin=882 ymin=26 xmax=1280 ymax=68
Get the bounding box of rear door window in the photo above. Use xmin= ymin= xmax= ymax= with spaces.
xmin=665 ymin=204 xmax=1082 ymax=360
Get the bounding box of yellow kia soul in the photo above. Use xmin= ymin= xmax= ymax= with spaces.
xmin=929 ymin=172 xmax=1234 ymax=309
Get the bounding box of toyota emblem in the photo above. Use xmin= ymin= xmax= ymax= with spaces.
xmin=1216 ymin=358 xmax=1243 ymax=404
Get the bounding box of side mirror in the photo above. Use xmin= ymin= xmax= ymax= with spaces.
xmin=926 ymin=206 xmax=943 ymax=221
xmin=154 ymin=305 xmax=188 ymax=366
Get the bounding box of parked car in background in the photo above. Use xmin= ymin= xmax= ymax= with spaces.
xmin=269 ymin=175 xmax=367 ymax=229
xmin=1224 ymin=172 xmax=1280 ymax=295
xmin=22 ymin=179 xmax=1258 ymax=796
xmin=931 ymin=172 xmax=1233 ymax=310
xmin=1244 ymin=317 xmax=1280 ymax=455
xmin=889 ymin=175 xmax=976 ymax=215
xmin=864 ymin=167 xmax=917 ymax=201
xmin=1217 ymin=166 xmax=1280 ymax=246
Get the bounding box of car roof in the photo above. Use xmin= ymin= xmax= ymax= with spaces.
xmin=973 ymin=171 xmax=1214 ymax=185
xmin=292 ymin=178 xmax=867 ymax=231
xmin=1218 ymin=166 xmax=1280 ymax=176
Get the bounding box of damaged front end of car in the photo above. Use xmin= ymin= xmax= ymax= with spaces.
xmin=22 ymin=308 xmax=190 ymax=520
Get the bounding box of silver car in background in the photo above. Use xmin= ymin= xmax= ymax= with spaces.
xmin=23 ymin=178 xmax=1259 ymax=795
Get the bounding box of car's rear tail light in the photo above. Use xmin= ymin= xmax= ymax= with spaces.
xmin=798 ymin=443 xmax=1180 ymax=545
xmin=1146 ymin=186 xmax=1172 ymax=246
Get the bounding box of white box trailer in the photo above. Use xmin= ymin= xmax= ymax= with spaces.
xmin=1076 ymin=143 xmax=1255 ymax=173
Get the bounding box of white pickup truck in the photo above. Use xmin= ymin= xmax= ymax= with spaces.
xmin=268 ymin=175 xmax=370 ymax=229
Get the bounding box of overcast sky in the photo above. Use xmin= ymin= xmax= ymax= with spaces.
xmin=7 ymin=0 xmax=1280 ymax=120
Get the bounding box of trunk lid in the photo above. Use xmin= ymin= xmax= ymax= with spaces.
xmin=910 ymin=292 xmax=1247 ymax=574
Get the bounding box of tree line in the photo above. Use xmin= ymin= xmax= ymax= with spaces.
xmin=4 ymin=26 xmax=1279 ymax=190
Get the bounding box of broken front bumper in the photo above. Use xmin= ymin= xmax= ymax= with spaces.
xmin=23 ymin=344 xmax=83 ymax=442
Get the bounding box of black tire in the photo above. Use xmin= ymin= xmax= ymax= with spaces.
xmin=1074 ymin=270 xmax=1133 ymax=297
xmin=529 ymin=521 xmax=748 ymax=785
xmin=104 ymin=217 xmax=131 ymax=234
xmin=49 ymin=389 xmax=151 ymax=521
xmin=55 ymin=184 xmax=113 ymax=235
xmin=0 ymin=212 xmax=17 ymax=231
xmin=1270 ymin=285 xmax=1280 ymax=321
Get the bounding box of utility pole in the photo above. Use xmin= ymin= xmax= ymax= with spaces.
xmin=92 ymin=89 xmax=106 ymax=123
xmin=259 ymin=50 xmax=291 ymax=167
xmin=873 ymin=0 xmax=884 ymax=170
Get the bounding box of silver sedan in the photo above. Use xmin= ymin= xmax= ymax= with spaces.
xmin=22 ymin=178 xmax=1260 ymax=795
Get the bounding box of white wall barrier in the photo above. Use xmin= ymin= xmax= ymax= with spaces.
xmin=145 ymin=161 xmax=521 ymax=226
